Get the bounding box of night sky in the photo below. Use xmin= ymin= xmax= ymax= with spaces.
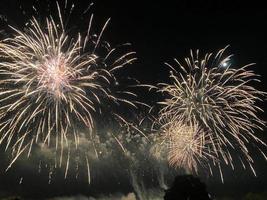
xmin=0 ymin=0 xmax=267 ymax=199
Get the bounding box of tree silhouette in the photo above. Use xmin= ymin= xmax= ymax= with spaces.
xmin=164 ymin=175 xmax=212 ymax=200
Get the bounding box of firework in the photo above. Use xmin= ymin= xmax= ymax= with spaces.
xmin=158 ymin=47 xmax=266 ymax=180
xmin=159 ymin=119 xmax=214 ymax=174
xmin=0 ymin=2 xmax=137 ymax=173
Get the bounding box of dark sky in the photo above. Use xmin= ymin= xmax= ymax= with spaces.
xmin=0 ymin=0 xmax=267 ymax=199
xmin=1 ymin=0 xmax=267 ymax=85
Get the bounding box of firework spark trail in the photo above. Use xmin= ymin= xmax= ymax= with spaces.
xmin=0 ymin=1 xmax=138 ymax=177
xmin=157 ymin=46 xmax=266 ymax=179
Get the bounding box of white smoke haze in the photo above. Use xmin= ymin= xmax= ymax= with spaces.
xmin=46 ymin=193 xmax=137 ymax=200
xmin=46 ymin=190 xmax=164 ymax=200
xmin=1 ymin=128 xmax=174 ymax=199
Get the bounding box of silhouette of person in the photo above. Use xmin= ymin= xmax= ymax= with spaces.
xmin=164 ymin=175 xmax=212 ymax=200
